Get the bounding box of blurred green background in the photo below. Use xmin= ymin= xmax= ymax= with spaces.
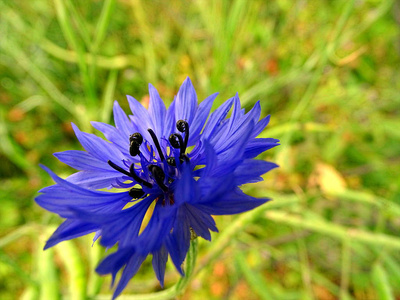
xmin=1 ymin=0 xmax=400 ymax=299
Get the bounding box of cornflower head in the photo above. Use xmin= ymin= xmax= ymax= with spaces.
xmin=36 ymin=77 xmax=279 ymax=299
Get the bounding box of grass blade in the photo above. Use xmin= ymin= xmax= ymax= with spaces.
xmin=372 ymin=263 xmax=394 ymax=300
xmin=235 ymin=250 xmax=275 ymax=299
xmin=54 ymin=240 xmax=87 ymax=300
xmin=264 ymin=210 xmax=400 ymax=249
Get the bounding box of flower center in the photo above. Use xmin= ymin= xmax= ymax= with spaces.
xmin=107 ymin=120 xmax=190 ymax=201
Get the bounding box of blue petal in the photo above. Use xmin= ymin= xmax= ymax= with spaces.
xmin=148 ymin=84 xmax=167 ymax=137
xmin=113 ymin=100 xmax=136 ymax=138
xmin=234 ymin=159 xmax=279 ymax=185
xmin=44 ymin=219 xmax=99 ymax=249
xmin=215 ymin=100 xmax=259 ymax=148
xmin=91 ymin=121 xmax=133 ymax=158
xmin=175 ymin=77 xmax=197 ymax=124
xmin=71 ymin=196 xmax=155 ymax=248
xmin=223 ymin=94 xmax=242 ymax=133
xmin=136 ymin=202 xmax=177 ymax=255
xmin=210 ymin=99 xmax=260 ymax=155
xmin=198 ymin=174 xmax=236 ymax=201
xmin=244 ymin=138 xmax=280 ymax=159
xmin=112 ymin=253 xmax=146 ymax=299
xmin=163 ymin=99 xmax=176 ymax=138
xmin=166 ymin=206 xmax=191 ymax=275
xmin=201 ymin=140 xmax=218 ymax=177
xmin=152 ymin=245 xmax=168 ymax=288
xmin=195 ymin=189 xmax=270 ymax=215
xmin=252 ymin=114 xmax=271 ymax=138
xmin=244 ymin=100 xmax=261 ymax=124
xmin=188 ymin=92 xmax=218 ymax=146
xmin=174 ymin=162 xmax=199 ymax=205
xmin=184 ymin=203 xmax=217 ymax=241
xmin=127 ymin=95 xmax=154 ymax=142
xmin=96 ymin=247 xmax=135 ymax=278
xmin=202 ymin=97 xmax=234 ymax=139
xmin=96 ymin=246 xmax=140 ymax=292
xmin=35 ymin=188 xmax=127 ymax=218
xmin=213 ymin=117 xmax=255 ymax=164
xmin=54 ymin=150 xmax=116 ymax=172
xmin=66 ymin=170 xmax=127 ymax=190
xmin=72 ymin=123 xmax=125 ymax=162
xmin=36 ymin=165 xmax=129 ymax=217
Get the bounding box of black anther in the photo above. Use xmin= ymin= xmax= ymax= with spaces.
xmin=129 ymin=133 xmax=143 ymax=156
xmin=129 ymin=188 xmax=145 ymax=199
xmin=169 ymin=133 xmax=187 ymax=158
xmin=130 ymin=145 xmax=140 ymax=156
xmin=149 ymin=165 xmax=168 ymax=192
xmin=149 ymin=165 xmax=165 ymax=182
xmin=129 ymin=132 xmax=143 ymax=145
xmin=176 ymin=120 xmax=187 ymax=133
xmin=176 ymin=120 xmax=189 ymax=153
xmin=167 ymin=157 xmax=176 ymax=166
xmin=169 ymin=133 xmax=183 ymax=149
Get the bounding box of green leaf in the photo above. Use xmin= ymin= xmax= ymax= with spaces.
xmin=372 ymin=263 xmax=394 ymax=300
xmin=54 ymin=240 xmax=87 ymax=300
xmin=235 ymin=251 xmax=275 ymax=299
xmin=37 ymin=243 xmax=60 ymax=300
xmin=265 ymin=210 xmax=400 ymax=249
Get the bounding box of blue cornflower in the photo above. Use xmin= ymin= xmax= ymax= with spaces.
xmin=36 ymin=77 xmax=279 ymax=299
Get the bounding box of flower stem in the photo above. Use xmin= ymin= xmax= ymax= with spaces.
xmin=175 ymin=238 xmax=198 ymax=295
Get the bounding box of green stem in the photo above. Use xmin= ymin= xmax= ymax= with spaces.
xmin=174 ymin=238 xmax=198 ymax=295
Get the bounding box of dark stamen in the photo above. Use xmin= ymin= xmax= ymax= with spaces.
xmin=129 ymin=164 xmax=152 ymax=188
xmin=130 ymin=145 xmax=140 ymax=157
xmin=176 ymin=120 xmax=189 ymax=151
xmin=167 ymin=157 xmax=176 ymax=166
xmin=108 ymin=160 xmax=132 ymax=177
xmin=169 ymin=133 xmax=185 ymax=157
xmin=148 ymin=129 xmax=165 ymax=161
xmin=129 ymin=133 xmax=143 ymax=156
xmin=149 ymin=165 xmax=168 ymax=192
xmin=108 ymin=160 xmax=153 ymax=188
xmin=129 ymin=187 xmax=145 ymax=199
xmin=167 ymin=154 xmax=186 ymax=167
xmin=130 ymin=132 xmax=143 ymax=144
xmin=176 ymin=120 xmax=187 ymax=132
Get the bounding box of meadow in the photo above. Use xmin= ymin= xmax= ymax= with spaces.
xmin=0 ymin=0 xmax=399 ymax=299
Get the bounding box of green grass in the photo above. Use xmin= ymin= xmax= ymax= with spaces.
xmin=1 ymin=0 xmax=400 ymax=299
